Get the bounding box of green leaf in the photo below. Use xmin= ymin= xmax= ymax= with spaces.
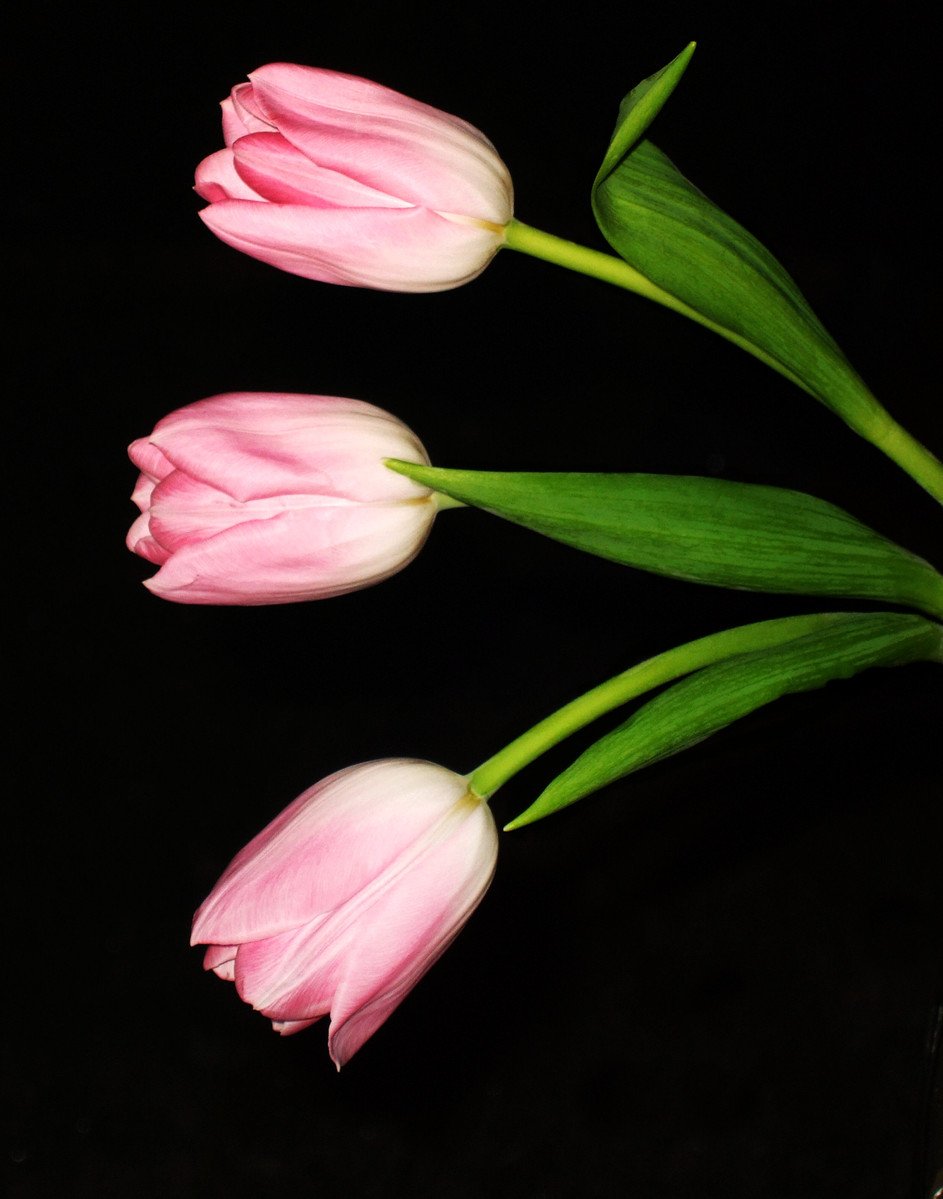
xmin=593 ymin=132 xmax=888 ymax=440
xmin=387 ymin=462 xmax=943 ymax=618
xmin=594 ymin=43 xmax=696 ymax=183
xmin=507 ymin=612 xmax=943 ymax=828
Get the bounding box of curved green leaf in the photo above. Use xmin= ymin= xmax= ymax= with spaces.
xmin=387 ymin=462 xmax=943 ymax=617
xmin=507 ymin=612 xmax=943 ymax=827
xmin=593 ymin=137 xmax=888 ymax=437
xmin=594 ymin=43 xmax=696 ymax=182
xmin=584 ymin=57 xmax=943 ymax=503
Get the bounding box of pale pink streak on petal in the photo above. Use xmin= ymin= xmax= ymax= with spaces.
xmin=198 ymin=201 xmax=504 ymax=292
xmin=195 ymin=147 xmax=266 ymax=203
xmin=232 ymin=132 xmax=409 ymax=209
xmin=247 ymin=64 xmax=512 ymax=222
xmin=272 ymin=1017 xmax=321 ymax=1036
xmin=191 ymin=762 xmax=470 ymax=944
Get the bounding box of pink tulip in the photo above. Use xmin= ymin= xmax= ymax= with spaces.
xmin=191 ymin=759 xmax=498 ymax=1068
xmin=195 ymin=63 xmax=513 ymax=291
xmin=127 ymin=392 xmax=435 ymax=604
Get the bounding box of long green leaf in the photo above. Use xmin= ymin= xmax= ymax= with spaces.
xmin=507 ymin=612 xmax=943 ymax=828
xmin=593 ymin=138 xmax=885 ymax=434
xmin=580 ymin=52 xmax=943 ymax=503
xmin=387 ymin=462 xmax=943 ymax=617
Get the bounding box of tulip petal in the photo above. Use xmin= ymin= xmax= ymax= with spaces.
xmin=327 ymin=796 xmax=498 ymax=1067
xmin=271 ymin=1017 xmax=321 ymax=1036
xmin=232 ymin=132 xmax=409 ymax=209
xmin=229 ymin=82 xmax=274 ymax=137
xmin=191 ymin=762 xmax=470 ymax=943
xmin=143 ymin=495 xmax=435 ymax=604
xmin=126 ymin=508 xmax=150 ymax=549
xmin=247 ymin=64 xmax=512 ymax=223
xmin=129 ymin=472 xmax=156 ymax=514
xmin=128 ymin=438 xmax=174 ymax=483
xmin=195 ymin=148 xmax=265 ymax=203
xmin=203 ymin=944 xmax=238 ymax=981
xmin=146 ymin=393 xmax=430 ymax=504
xmin=126 ymin=510 xmax=171 ymax=564
xmin=146 ymin=470 xmax=251 ymax=553
xmin=234 ymin=916 xmax=341 ymax=1020
xmin=199 ymin=200 xmax=504 ymax=292
xmin=221 ymin=97 xmax=250 ymax=146
xmin=221 ymin=91 xmax=274 ymax=145
xmin=230 ymin=792 xmax=496 ymax=1049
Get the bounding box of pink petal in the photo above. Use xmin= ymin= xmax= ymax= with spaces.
xmin=146 ymin=393 xmax=430 ymax=504
xmin=142 ymin=495 xmax=435 ymax=604
xmin=220 ymin=91 xmax=275 ymax=145
xmin=128 ymin=438 xmax=174 ymax=483
xmin=271 ymin=1017 xmax=321 ymax=1036
xmin=145 ymin=470 xmax=247 ymax=553
xmin=229 ymin=790 xmax=496 ymax=1054
xmin=221 ymin=97 xmax=250 ymax=146
xmin=191 ymin=762 xmax=470 ymax=945
xmin=195 ymin=147 xmax=265 ymax=203
xmin=129 ymin=472 xmax=156 ymax=514
xmin=203 ymin=944 xmax=238 ymax=981
xmin=126 ymin=511 xmax=170 ymax=564
xmin=327 ymin=795 xmax=498 ymax=1067
xmin=231 ymin=132 xmax=409 ymax=209
xmin=125 ymin=508 xmax=149 ymax=551
xmin=198 ymin=201 xmax=504 ymax=292
xmin=229 ymin=82 xmax=274 ymax=136
xmin=234 ymin=917 xmax=340 ymax=1020
xmin=247 ymin=64 xmax=513 ymax=223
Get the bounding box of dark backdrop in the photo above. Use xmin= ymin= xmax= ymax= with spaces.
xmin=7 ymin=3 xmax=941 ymax=1197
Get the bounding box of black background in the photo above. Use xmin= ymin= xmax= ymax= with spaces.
xmin=7 ymin=2 xmax=941 ymax=1196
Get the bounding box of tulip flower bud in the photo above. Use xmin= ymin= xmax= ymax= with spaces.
xmin=195 ymin=63 xmax=514 ymax=292
xmin=191 ymin=760 xmax=498 ymax=1068
xmin=127 ymin=392 xmax=435 ymax=604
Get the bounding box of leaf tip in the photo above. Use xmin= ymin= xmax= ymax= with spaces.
xmin=502 ymin=810 xmax=536 ymax=832
xmin=385 ymin=457 xmax=430 ymax=484
xmin=669 ymin=41 xmax=697 ymax=72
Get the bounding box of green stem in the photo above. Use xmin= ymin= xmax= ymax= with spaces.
xmin=502 ymin=220 xmax=943 ymax=506
xmin=468 ymin=612 xmax=839 ymax=807
xmin=502 ymin=219 xmax=809 ymax=390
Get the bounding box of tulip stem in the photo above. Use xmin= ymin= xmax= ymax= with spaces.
xmin=467 ymin=612 xmax=844 ymax=813
xmin=502 ymin=220 xmax=943 ymax=506
xmin=502 ymin=218 xmax=809 ymax=386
